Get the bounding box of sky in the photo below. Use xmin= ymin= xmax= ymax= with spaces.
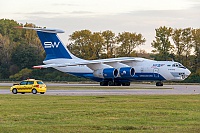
xmin=0 ymin=0 xmax=200 ymax=52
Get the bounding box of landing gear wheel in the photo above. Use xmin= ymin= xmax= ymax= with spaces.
xmin=114 ymin=82 xmax=121 ymax=86
xmin=156 ymin=82 xmax=163 ymax=86
xmin=12 ymin=88 xmax=17 ymax=94
xmin=108 ymin=81 xmax=114 ymax=86
xmin=100 ymin=81 xmax=108 ymax=86
xmin=126 ymin=82 xmax=130 ymax=86
xmin=32 ymin=89 xmax=37 ymax=94
xmin=122 ymin=82 xmax=130 ymax=86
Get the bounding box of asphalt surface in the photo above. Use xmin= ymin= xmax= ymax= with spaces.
xmin=0 ymin=83 xmax=200 ymax=96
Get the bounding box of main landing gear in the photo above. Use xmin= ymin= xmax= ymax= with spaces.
xmin=100 ymin=80 xmax=130 ymax=86
xmin=156 ymin=81 xmax=163 ymax=86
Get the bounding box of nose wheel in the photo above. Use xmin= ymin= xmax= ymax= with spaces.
xmin=156 ymin=81 xmax=163 ymax=86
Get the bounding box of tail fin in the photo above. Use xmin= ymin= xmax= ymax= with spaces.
xmin=17 ymin=27 xmax=77 ymax=60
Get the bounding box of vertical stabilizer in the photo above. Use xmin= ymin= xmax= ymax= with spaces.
xmin=37 ymin=31 xmax=72 ymax=60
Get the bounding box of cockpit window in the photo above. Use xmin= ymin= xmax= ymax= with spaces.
xmin=172 ymin=63 xmax=185 ymax=69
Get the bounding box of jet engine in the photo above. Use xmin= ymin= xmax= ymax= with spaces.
xmin=93 ymin=68 xmax=118 ymax=79
xmin=119 ymin=67 xmax=135 ymax=78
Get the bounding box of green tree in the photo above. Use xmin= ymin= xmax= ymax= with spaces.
xmin=192 ymin=28 xmax=200 ymax=72
xmin=181 ymin=28 xmax=193 ymax=66
xmin=0 ymin=19 xmax=22 ymax=79
xmin=102 ymin=30 xmax=116 ymax=58
xmin=0 ymin=34 xmax=14 ymax=78
xmin=90 ymin=32 xmax=104 ymax=59
xmin=23 ymin=23 xmax=37 ymax=44
xmin=9 ymin=68 xmax=32 ymax=80
xmin=172 ymin=28 xmax=184 ymax=62
xmin=116 ymin=32 xmax=145 ymax=57
xmin=151 ymin=26 xmax=173 ymax=60
xmin=22 ymin=23 xmax=44 ymax=60
xmin=68 ymin=30 xmax=92 ymax=59
xmin=0 ymin=19 xmax=22 ymax=42
xmin=11 ymin=43 xmax=41 ymax=69
xmin=0 ymin=34 xmax=12 ymax=66
xmin=0 ymin=20 xmax=43 ymax=79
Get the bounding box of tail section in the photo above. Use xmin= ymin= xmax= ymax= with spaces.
xmin=37 ymin=31 xmax=73 ymax=60
xmin=17 ymin=27 xmax=77 ymax=60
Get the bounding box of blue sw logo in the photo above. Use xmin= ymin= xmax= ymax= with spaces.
xmin=44 ymin=42 xmax=60 ymax=48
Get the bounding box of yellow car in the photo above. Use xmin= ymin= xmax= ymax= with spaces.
xmin=10 ymin=79 xmax=47 ymax=94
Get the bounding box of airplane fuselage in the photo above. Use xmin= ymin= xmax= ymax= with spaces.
xmin=43 ymin=58 xmax=191 ymax=83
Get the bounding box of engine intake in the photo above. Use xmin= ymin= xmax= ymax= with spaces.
xmin=93 ymin=68 xmax=118 ymax=79
xmin=119 ymin=67 xmax=135 ymax=78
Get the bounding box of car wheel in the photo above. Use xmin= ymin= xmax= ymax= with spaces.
xmin=12 ymin=88 xmax=17 ymax=94
xmin=40 ymin=92 xmax=45 ymax=94
xmin=32 ymin=89 xmax=37 ymax=94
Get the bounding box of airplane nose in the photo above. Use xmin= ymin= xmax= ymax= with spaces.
xmin=185 ymin=69 xmax=191 ymax=78
xmin=187 ymin=69 xmax=191 ymax=75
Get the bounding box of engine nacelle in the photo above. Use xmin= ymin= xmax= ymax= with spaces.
xmin=93 ymin=68 xmax=118 ymax=79
xmin=119 ymin=67 xmax=135 ymax=78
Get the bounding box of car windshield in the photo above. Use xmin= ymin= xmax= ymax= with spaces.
xmin=37 ymin=81 xmax=44 ymax=84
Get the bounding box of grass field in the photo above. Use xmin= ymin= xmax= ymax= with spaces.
xmin=0 ymin=95 xmax=199 ymax=133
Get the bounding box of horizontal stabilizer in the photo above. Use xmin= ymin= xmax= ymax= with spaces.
xmin=33 ymin=64 xmax=69 ymax=69
xmin=15 ymin=27 xmax=64 ymax=33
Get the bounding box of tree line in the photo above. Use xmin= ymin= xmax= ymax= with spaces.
xmin=0 ymin=19 xmax=200 ymax=82
xmin=68 ymin=30 xmax=145 ymax=59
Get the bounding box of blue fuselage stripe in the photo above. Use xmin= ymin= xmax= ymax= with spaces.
xmin=68 ymin=72 xmax=166 ymax=82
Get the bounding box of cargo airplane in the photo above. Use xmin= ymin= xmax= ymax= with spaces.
xmin=18 ymin=27 xmax=191 ymax=86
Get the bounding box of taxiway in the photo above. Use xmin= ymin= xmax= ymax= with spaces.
xmin=0 ymin=83 xmax=199 ymax=96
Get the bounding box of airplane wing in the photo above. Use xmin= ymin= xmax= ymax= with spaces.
xmin=33 ymin=57 xmax=144 ymax=69
xmin=91 ymin=57 xmax=143 ymax=63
